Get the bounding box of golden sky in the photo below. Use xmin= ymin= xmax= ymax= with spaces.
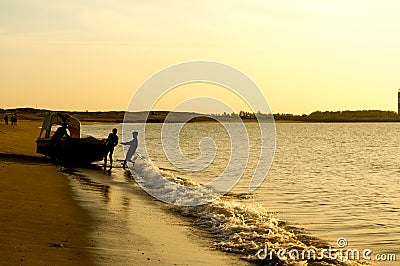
xmin=1 ymin=0 xmax=400 ymax=114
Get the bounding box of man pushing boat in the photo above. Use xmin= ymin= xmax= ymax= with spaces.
xmin=121 ymin=131 xmax=138 ymax=169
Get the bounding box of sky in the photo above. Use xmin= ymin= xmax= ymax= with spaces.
xmin=1 ymin=0 xmax=400 ymax=114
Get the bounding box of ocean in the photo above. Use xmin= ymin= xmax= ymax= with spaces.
xmin=64 ymin=122 xmax=400 ymax=265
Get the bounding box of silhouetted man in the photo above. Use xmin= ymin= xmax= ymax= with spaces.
xmin=51 ymin=123 xmax=70 ymax=161
xmin=121 ymin=131 xmax=138 ymax=169
xmin=11 ymin=114 xmax=17 ymax=125
xmin=104 ymin=128 xmax=118 ymax=169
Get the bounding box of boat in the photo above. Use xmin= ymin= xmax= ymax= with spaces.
xmin=36 ymin=112 xmax=106 ymax=164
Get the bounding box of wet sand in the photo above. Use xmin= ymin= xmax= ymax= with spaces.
xmin=66 ymin=167 xmax=248 ymax=265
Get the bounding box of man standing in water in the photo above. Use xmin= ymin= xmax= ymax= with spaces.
xmin=104 ymin=128 xmax=118 ymax=169
xmin=121 ymin=131 xmax=138 ymax=169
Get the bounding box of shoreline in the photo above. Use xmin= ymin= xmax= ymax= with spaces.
xmin=65 ymin=166 xmax=248 ymax=265
xmin=0 ymin=120 xmax=249 ymax=265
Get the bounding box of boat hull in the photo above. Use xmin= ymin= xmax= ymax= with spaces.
xmin=36 ymin=136 xmax=106 ymax=164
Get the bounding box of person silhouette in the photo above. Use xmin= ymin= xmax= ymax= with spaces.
xmin=50 ymin=123 xmax=70 ymax=161
xmin=121 ymin=132 xmax=138 ymax=169
xmin=104 ymin=128 xmax=118 ymax=169
xmin=11 ymin=114 xmax=17 ymax=125
xmin=4 ymin=114 xmax=8 ymax=125
xmin=51 ymin=123 xmax=70 ymax=142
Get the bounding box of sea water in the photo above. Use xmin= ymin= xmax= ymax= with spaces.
xmin=66 ymin=122 xmax=400 ymax=265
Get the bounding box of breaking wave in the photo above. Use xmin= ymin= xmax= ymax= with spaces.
xmin=128 ymin=157 xmax=367 ymax=266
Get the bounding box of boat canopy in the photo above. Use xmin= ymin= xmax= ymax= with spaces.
xmin=38 ymin=113 xmax=80 ymax=139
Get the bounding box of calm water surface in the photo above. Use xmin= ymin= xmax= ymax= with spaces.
xmin=259 ymin=123 xmax=400 ymax=255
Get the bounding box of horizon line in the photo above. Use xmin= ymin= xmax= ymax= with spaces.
xmin=1 ymin=107 xmax=399 ymax=116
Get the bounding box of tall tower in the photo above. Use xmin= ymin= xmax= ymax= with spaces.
xmin=398 ymin=90 xmax=400 ymax=114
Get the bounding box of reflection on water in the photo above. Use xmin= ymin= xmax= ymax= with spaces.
xmin=260 ymin=123 xmax=400 ymax=258
xmin=61 ymin=168 xmax=111 ymax=203
xmin=64 ymin=166 xmax=246 ymax=265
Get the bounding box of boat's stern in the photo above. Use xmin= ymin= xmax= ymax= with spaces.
xmin=36 ymin=138 xmax=53 ymax=157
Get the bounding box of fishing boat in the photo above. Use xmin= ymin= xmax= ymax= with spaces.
xmin=36 ymin=112 xmax=106 ymax=164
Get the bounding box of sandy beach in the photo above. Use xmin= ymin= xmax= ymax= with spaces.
xmin=0 ymin=121 xmax=93 ymax=265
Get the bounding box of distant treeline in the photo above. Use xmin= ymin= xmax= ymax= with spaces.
xmin=212 ymin=110 xmax=400 ymax=122
xmin=273 ymin=110 xmax=400 ymax=122
xmin=1 ymin=108 xmax=400 ymax=123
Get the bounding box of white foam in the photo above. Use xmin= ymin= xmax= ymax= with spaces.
xmin=130 ymin=157 xmax=221 ymax=206
xmin=129 ymin=157 xmax=367 ymax=265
